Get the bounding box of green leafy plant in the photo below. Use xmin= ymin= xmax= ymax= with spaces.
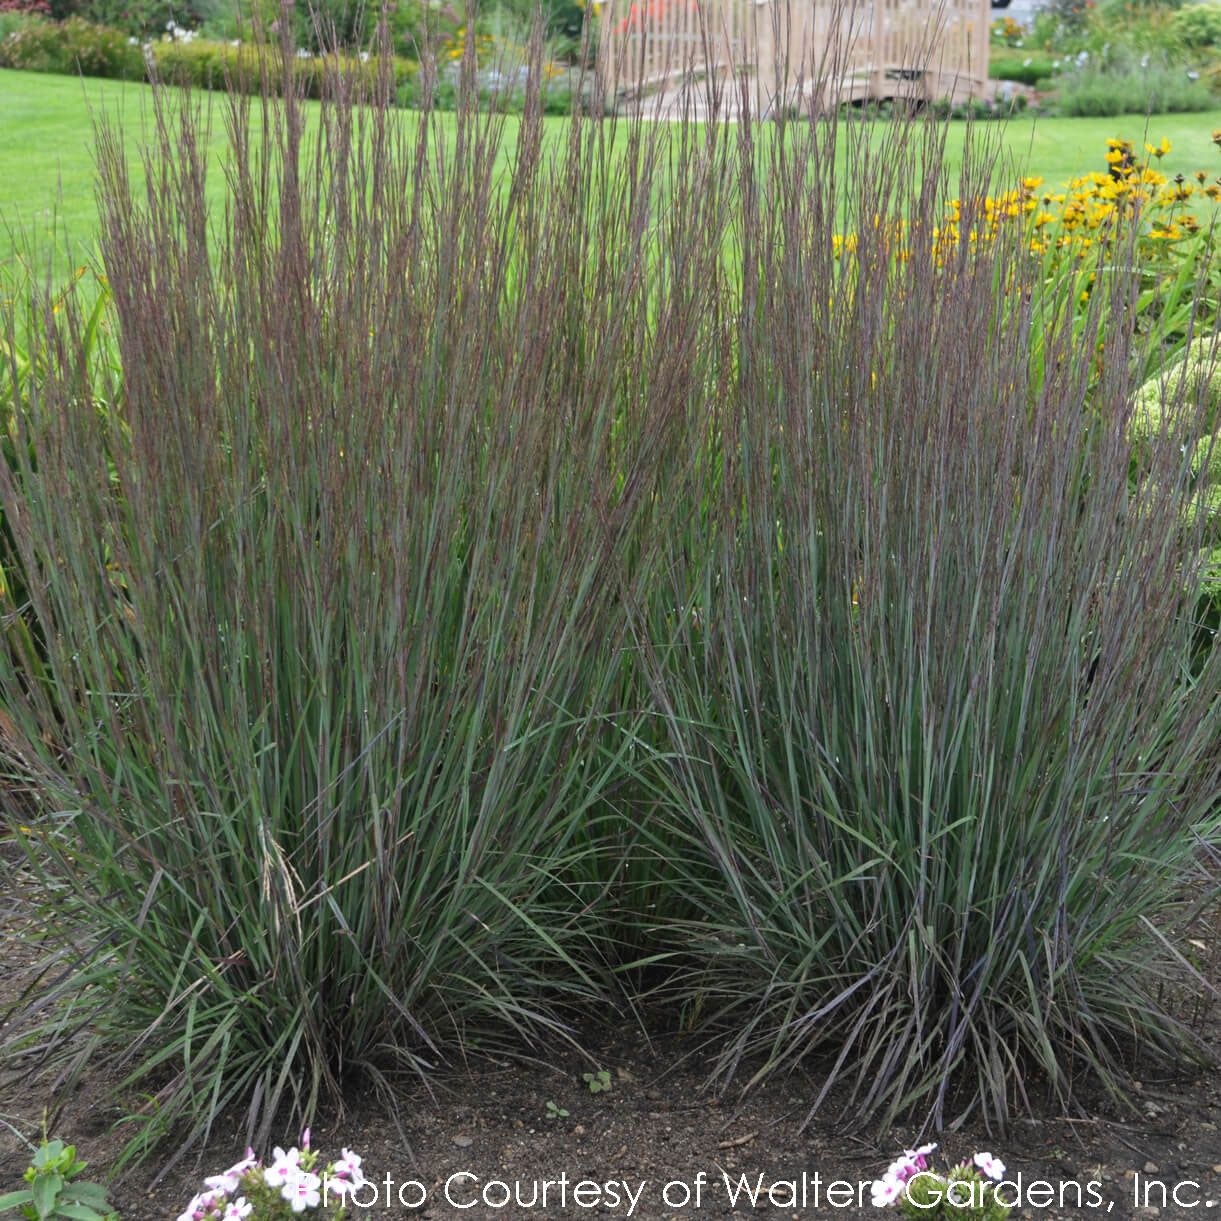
xmin=543 ymin=1100 xmax=569 ymax=1119
xmin=0 ymin=1140 xmax=117 ymax=1221
xmin=582 ymin=1070 xmax=612 ymax=1094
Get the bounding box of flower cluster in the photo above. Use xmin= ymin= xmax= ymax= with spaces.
xmin=438 ymin=24 xmax=495 ymax=62
xmin=162 ymin=19 xmax=198 ymax=42
xmin=176 ymin=1133 xmax=366 ymax=1221
xmin=872 ymin=1145 xmax=1011 ymax=1219
xmin=831 ymin=137 xmax=1218 ymax=331
xmin=990 ymin=14 xmax=1025 ymax=45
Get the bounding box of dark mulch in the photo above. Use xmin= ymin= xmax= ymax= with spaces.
xmin=2 ymin=852 xmax=1219 ymax=1221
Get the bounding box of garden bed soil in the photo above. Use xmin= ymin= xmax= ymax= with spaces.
xmin=2 ymin=852 xmax=1220 ymax=1221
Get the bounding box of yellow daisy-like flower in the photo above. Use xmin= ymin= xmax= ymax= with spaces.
xmin=1145 ymin=138 xmax=1171 ymax=159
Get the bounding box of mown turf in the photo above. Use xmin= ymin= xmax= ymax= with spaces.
xmin=3 ymin=66 xmax=1221 ymax=279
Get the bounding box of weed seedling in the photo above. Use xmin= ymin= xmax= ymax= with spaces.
xmin=583 ymin=1070 xmax=612 ymax=1094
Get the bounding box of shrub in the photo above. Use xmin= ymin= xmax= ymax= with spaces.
xmin=988 ymin=50 xmax=1058 ymax=85
xmin=1041 ymin=0 xmax=1095 ymax=33
xmin=1051 ymin=55 xmax=1215 ymax=114
xmin=0 ymin=0 xmax=51 ymax=15
xmin=149 ymin=36 xmax=417 ymax=96
xmin=1170 ymin=1 xmax=1221 ymax=48
xmin=927 ymin=93 xmax=1029 ymax=119
xmin=0 ymin=13 xmax=144 ymax=74
xmin=0 ymin=16 xmax=420 ymax=95
xmin=78 ymin=0 xmax=205 ymax=38
xmin=0 ymin=7 xmax=45 ymax=37
xmin=3 ymin=0 xmax=73 ymax=18
xmin=378 ymin=0 xmax=457 ymax=60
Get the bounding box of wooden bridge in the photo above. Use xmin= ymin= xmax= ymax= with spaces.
xmin=598 ymin=0 xmax=990 ymax=117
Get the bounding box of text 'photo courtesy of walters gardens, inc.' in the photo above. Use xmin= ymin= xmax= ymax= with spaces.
xmin=319 ymin=1167 xmax=1221 ymax=1215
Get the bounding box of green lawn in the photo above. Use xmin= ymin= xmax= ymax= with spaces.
xmin=3 ymin=67 xmax=1221 ymax=280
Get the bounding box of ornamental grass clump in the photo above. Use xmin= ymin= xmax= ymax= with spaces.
xmin=0 ymin=40 xmax=728 ymax=1173
xmin=629 ymin=111 xmax=1221 ymax=1129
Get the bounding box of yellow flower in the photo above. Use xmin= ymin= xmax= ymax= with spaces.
xmin=1145 ymin=138 xmax=1171 ymax=158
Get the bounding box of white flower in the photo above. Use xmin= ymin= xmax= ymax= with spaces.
xmin=296 ymin=47 xmax=311 ymax=58
xmin=330 ymin=1149 xmax=365 ymax=1187
xmin=359 ymin=50 xmax=369 ymax=61
xmin=203 ymin=1171 xmax=240 ymax=1194
xmin=871 ymin=1175 xmax=904 ymax=1207
xmin=973 ymin=1151 xmax=1006 ymax=1181
xmin=263 ymin=1147 xmax=302 ymax=1187
xmin=175 ymin=1197 xmax=206 ymax=1221
xmin=221 ymin=1200 xmax=252 ymax=1221
xmin=281 ymin=1171 xmax=322 ymax=1212
xmin=885 ymin=1153 xmax=919 ymax=1183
